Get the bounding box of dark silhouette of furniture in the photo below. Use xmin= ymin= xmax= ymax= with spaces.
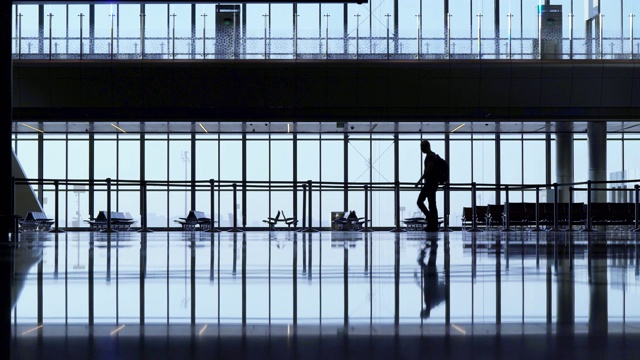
xmin=85 ymin=210 xmax=136 ymax=231
xmin=263 ymin=210 xmax=282 ymax=230
xmin=174 ymin=210 xmax=212 ymax=231
xmin=263 ymin=210 xmax=298 ymax=230
xmin=280 ymin=210 xmax=298 ymax=229
xmin=19 ymin=211 xmax=54 ymax=231
xmin=333 ymin=211 xmax=368 ymax=231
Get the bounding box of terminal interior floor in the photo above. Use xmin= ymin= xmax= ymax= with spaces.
xmin=6 ymin=229 xmax=640 ymax=359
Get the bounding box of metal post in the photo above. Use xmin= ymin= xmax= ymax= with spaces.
xmin=386 ymin=14 xmax=390 ymax=59
xmin=443 ymin=183 xmax=453 ymax=232
xmin=569 ymin=13 xmax=574 ymax=59
xmin=552 ymin=183 xmax=559 ymax=231
xmin=18 ymin=13 xmax=22 ymax=59
xmin=229 ymin=183 xmax=242 ymax=232
xmin=324 ymin=14 xmax=330 ymax=59
xmin=633 ymin=185 xmax=640 ymax=231
xmin=599 ymin=13 xmax=604 ymax=59
xmin=502 ymin=185 xmax=512 ymax=232
xmin=468 ymin=182 xmax=481 ymax=232
xmin=297 ymin=183 xmax=307 ymax=232
xmin=477 ymin=13 xmax=483 ymax=58
xmin=263 ymin=13 xmax=268 ymax=59
xmin=102 ymin=178 xmax=115 ymax=233
xmin=390 ymin=182 xmax=406 ymax=232
xmin=583 ymin=180 xmax=595 ymax=232
xmin=447 ymin=13 xmax=452 ymax=59
xmin=202 ymin=13 xmax=207 ymax=59
xmin=537 ymin=8 xmax=541 ymax=59
xmin=303 ymin=180 xmax=318 ymax=232
xmin=171 ymin=13 xmax=176 ymax=59
xmin=79 ymin=13 xmax=84 ymax=59
xmin=110 ymin=11 xmax=115 ymax=59
xmin=631 ymin=14 xmax=635 ymax=59
xmin=355 ymin=13 xmax=360 ymax=59
xmin=49 ymin=180 xmax=64 ymax=233
xmin=415 ymin=14 xmax=420 ymax=58
xmin=360 ymin=184 xmax=374 ymax=232
xmin=507 ymin=13 xmax=513 ymax=59
xmin=48 ymin=13 xmax=53 ymax=59
xmin=138 ymin=180 xmax=153 ymax=233
xmin=140 ymin=11 xmax=145 ymax=59
xmin=294 ymin=13 xmax=298 ymax=59
xmin=205 ymin=179 xmax=219 ymax=232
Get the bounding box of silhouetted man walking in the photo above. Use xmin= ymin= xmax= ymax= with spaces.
xmin=415 ymin=140 xmax=443 ymax=232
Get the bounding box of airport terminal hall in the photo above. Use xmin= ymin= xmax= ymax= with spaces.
xmin=4 ymin=0 xmax=640 ymax=359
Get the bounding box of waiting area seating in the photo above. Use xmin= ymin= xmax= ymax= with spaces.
xmin=262 ymin=210 xmax=298 ymax=230
xmin=19 ymin=211 xmax=54 ymax=231
xmin=85 ymin=211 xmax=136 ymax=231
xmin=174 ymin=210 xmax=214 ymax=231
xmin=588 ymin=202 xmax=636 ymax=229
xmin=462 ymin=201 xmax=638 ymax=231
xmin=332 ymin=211 xmax=368 ymax=231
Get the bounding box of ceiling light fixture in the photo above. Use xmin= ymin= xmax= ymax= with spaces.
xmin=451 ymin=123 xmax=466 ymax=133
xmin=21 ymin=123 xmax=44 ymax=133
xmin=110 ymin=124 xmax=126 ymax=133
xmin=199 ymin=123 xmax=208 ymax=133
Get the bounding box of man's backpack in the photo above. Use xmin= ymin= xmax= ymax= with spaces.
xmin=434 ymin=154 xmax=449 ymax=185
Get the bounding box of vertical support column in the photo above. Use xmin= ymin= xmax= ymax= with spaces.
xmin=89 ymin=4 xmax=95 ymax=55
xmin=344 ymin=133 xmax=348 ymax=211
xmin=555 ymin=122 xmax=574 ymax=202
xmin=444 ymin=132 xmax=451 ymax=231
xmin=360 ymin=184 xmax=373 ymax=232
xmin=587 ymin=121 xmax=607 ymax=204
xmin=242 ymin=132 xmax=247 ymax=228
xmin=138 ymin=180 xmax=152 ymax=233
xmin=50 ymin=180 xmax=64 ymax=233
xmin=303 ymin=180 xmax=318 ymax=232
xmin=103 ymin=178 xmax=116 ymax=233
xmin=390 ymin=133 xmax=405 ymax=232
xmin=228 ymin=183 xmax=242 ymax=233
xmin=1 ymin=2 xmax=14 ymax=358
xmin=206 ymin=179 xmax=220 ymax=232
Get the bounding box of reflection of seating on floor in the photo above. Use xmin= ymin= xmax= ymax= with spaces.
xmin=403 ymin=215 xmax=443 ymax=231
xmin=19 ymin=211 xmax=54 ymax=231
xmin=280 ymin=210 xmax=298 ymax=229
xmin=85 ymin=210 xmax=136 ymax=231
xmin=174 ymin=210 xmax=213 ymax=231
xmin=263 ymin=210 xmax=282 ymax=230
xmin=332 ymin=211 xmax=367 ymax=231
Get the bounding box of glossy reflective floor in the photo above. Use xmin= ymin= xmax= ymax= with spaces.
xmin=7 ymin=229 xmax=640 ymax=359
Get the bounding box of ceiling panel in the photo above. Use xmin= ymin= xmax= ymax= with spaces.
xmin=13 ymin=121 xmax=640 ymax=135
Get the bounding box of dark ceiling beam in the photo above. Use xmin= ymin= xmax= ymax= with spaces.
xmin=13 ymin=1 xmax=368 ymax=4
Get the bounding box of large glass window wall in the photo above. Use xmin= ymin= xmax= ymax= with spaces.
xmin=12 ymin=1 xmax=640 ymax=60
xmin=12 ymin=123 xmax=638 ymax=230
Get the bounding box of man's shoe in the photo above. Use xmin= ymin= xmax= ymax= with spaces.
xmin=425 ymin=227 xmax=439 ymax=232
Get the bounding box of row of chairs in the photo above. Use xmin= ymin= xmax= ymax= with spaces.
xmin=85 ymin=210 xmax=136 ymax=231
xmin=19 ymin=211 xmax=54 ymax=232
xmin=462 ymin=202 xmax=639 ymax=231
xmin=263 ymin=210 xmax=298 ymax=230
xmin=174 ymin=210 xmax=215 ymax=231
xmin=332 ymin=211 xmax=368 ymax=231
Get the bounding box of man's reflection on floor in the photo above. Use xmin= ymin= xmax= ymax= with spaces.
xmin=417 ymin=239 xmax=446 ymax=319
